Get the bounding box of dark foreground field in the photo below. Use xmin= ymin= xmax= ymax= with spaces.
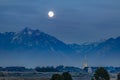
xmin=0 ymin=77 xmax=49 ymax=80
xmin=0 ymin=72 xmax=117 ymax=80
xmin=0 ymin=72 xmax=92 ymax=80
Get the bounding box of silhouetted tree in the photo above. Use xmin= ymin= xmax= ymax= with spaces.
xmin=62 ymin=72 xmax=72 ymax=80
xmin=50 ymin=74 xmax=63 ymax=80
xmin=117 ymin=73 xmax=120 ymax=80
xmin=91 ymin=78 xmax=94 ymax=80
xmin=94 ymin=67 xmax=110 ymax=80
xmin=0 ymin=72 xmax=4 ymax=77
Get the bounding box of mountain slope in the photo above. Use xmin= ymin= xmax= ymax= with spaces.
xmin=0 ymin=27 xmax=73 ymax=53
xmin=0 ymin=27 xmax=120 ymax=67
xmin=69 ymin=37 xmax=120 ymax=55
xmin=69 ymin=37 xmax=120 ymax=66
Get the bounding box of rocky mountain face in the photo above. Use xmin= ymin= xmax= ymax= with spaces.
xmin=0 ymin=27 xmax=119 ymax=67
xmin=0 ymin=28 xmax=73 ymax=53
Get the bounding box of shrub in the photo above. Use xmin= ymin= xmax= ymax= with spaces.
xmin=117 ymin=73 xmax=120 ymax=80
xmin=94 ymin=67 xmax=110 ymax=80
xmin=0 ymin=72 xmax=4 ymax=77
xmin=62 ymin=72 xmax=72 ymax=80
xmin=50 ymin=74 xmax=63 ymax=80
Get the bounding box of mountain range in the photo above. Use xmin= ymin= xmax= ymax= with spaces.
xmin=0 ymin=27 xmax=74 ymax=53
xmin=0 ymin=27 xmax=120 ymax=67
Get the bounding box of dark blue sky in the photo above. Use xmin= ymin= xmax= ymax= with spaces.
xmin=0 ymin=0 xmax=120 ymax=44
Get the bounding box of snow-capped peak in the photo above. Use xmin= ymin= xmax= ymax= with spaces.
xmin=21 ymin=27 xmax=33 ymax=35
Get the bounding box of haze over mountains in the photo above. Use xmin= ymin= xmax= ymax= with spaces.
xmin=0 ymin=28 xmax=120 ymax=67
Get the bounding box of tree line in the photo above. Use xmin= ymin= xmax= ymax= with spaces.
xmin=0 ymin=65 xmax=81 ymax=72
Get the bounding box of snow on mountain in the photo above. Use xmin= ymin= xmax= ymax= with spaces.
xmin=0 ymin=27 xmax=73 ymax=53
xmin=0 ymin=27 xmax=120 ymax=54
xmin=0 ymin=27 xmax=120 ymax=66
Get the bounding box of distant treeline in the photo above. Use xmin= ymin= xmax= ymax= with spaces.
xmin=35 ymin=66 xmax=59 ymax=72
xmin=0 ymin=67 xmax=30 ymax=72
xmin=0 ymin=65 xmax=81 ymax=72
xmin=0 ymin=66 xmax=120 ymax=73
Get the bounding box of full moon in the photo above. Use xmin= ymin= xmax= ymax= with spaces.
xmin=48 ymin=11 xmax=54 ymax=18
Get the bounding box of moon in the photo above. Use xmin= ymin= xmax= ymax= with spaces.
xmin=48 ymin=11 xmax=54 ymax=18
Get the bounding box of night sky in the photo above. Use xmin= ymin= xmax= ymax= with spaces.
xmin=0 ymin=0 xmax=120 ymax=44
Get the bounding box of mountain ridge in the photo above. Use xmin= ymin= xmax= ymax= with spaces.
xmin=0 ymin=27 xmax=74 ymax=53
xmin=0 ymin=27 xmax=120 ymax=67
xmin=0 ymin=27 xmax=120 ymax=54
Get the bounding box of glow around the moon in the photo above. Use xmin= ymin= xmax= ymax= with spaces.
xmin=48 ymin=11 xmax=54 ymax=18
